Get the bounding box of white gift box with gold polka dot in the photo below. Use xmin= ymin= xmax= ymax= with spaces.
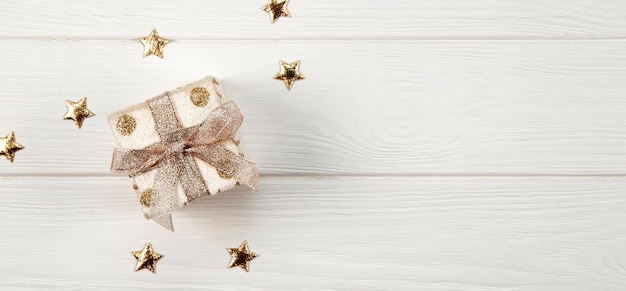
xmin=107 ymin=76 xmax=248 ymax=225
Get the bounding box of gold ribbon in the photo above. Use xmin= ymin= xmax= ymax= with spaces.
xmin=111 ymin=93 xmax=258 ymax=228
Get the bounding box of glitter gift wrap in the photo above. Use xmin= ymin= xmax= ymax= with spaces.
xmin=108 ymin=76 xmax=259 ymax=231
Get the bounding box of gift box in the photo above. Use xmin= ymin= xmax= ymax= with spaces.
xmin=108 ymin=76 xmax=258 ymax=231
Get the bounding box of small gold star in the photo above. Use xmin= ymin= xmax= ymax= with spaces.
xmin=274 ymin=60 xmax=305 ymax=90
xmin=227 ymin=241 xmax=258 ymax=272
xmin=132 ymin=243 xmax=163 ymax=274
xmin=0 ymin=131 xmax=24 ymax=163
xmin=63 ymin=97 xmax=94 ymax=129
xmin=261 ymin=0 xmax=291 ymax=23
xmin=139 ymin=28 xmax=169 ymax=58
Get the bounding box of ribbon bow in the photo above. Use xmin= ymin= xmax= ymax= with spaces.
xmin=111 ymin=94 xmax=258 ymax=230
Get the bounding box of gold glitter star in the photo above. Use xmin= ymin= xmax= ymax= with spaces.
xmin=274 ymin=60 xmax=305 ymax=90
xmin=227 ymin=241 xmax=258 ymax=272
xmin=261 ymin=0 xmax=291 ymax=23
xmin=132 ymin=243 xmax=163 ymax=274
xmin=0 ymin=131 xmax=24 ymax=163
xmin=139 ymin=28 xmax=169 ymax=58
xmin=62 ymin=97 xmax=94 ymax=129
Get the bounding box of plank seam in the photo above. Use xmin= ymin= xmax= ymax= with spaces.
xmin=2 ymin=37 xmax=626 ymax=42
xmin=2 ymin=173 xmax=626 ymax=179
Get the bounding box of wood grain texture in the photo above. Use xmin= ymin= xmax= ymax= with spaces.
xmin=0 ymin=41 xmax=625 ymax=175
xmin=0 ymin=176 xmax=625 ymax=290
xmin=1 ymin=1 xmax=625 ymax=290
xmin=1 ymin=0 xmax=626 ymax=39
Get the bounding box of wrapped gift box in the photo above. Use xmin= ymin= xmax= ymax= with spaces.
xmin=108 ymin=76 xmax=258 ymax=230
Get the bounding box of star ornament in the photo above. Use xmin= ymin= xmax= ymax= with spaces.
xmin=227 ymin=241 xmax=258 ymax=272
xmin=139 ymin=28 xmax=169 ymax=58
xmin=261 ymin=0 xmax=291 ymax=23
xmin=132 ymin=243 xmax=163 ymax=274
xmin=274 ymin=60 xmax=305 ymax=90
xmin=63 ymin=97 xmax=94 ymax=128
xmin=0 ymin=131 xmax=24 ymax=163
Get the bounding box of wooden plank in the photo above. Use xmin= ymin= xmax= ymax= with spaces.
xmin=1 ymin=0 xmax=626 ymax=39
xmin=0 ymin=41 xmax=625 ymax=175
xmin=0 ymin=176 xmax=625 ymax=289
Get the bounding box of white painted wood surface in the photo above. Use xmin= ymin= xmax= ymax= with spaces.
xmin=0 ymin=1 xmax=625 ymax=290
xmin=1 ymin=41 xmax=626 ymax=176
xmin=2 ymin=177 xmax=626 ymax=290
xmin=2 ymin=0 xmax=626 ymax=39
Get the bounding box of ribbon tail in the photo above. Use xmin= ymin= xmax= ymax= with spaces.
xmin=144 ymin=156 xmax=182 ymax=222
xmin=189 ymin=145 xmax=259 ymax=191
xmin=177 ymin=153 xmax=210 ymax=202
xmin=144 ymin=152 xmax=209 ymax=231
xmin=152 ymin=214 xmax=174 ymax=232
xmin=235 ymin=156 xmax=259 ymax=191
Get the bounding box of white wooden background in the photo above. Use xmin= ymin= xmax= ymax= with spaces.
xmin=1 ymin=1 xmax=625 ymax=290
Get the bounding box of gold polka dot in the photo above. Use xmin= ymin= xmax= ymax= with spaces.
xmin=132 ymin=184 xmax=138 ymax=190
xmin=214 ymin=159 xmax=233 ymax=180
xmin=189 ymin=87 xmax=209 ymax=107
xmin=116 ymin=114 xmax=136 ymax=136
xmin=217 ymin=170 xmax=232 ymax=180
xmin=140 ymin=189 xmax=153 ymax=207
